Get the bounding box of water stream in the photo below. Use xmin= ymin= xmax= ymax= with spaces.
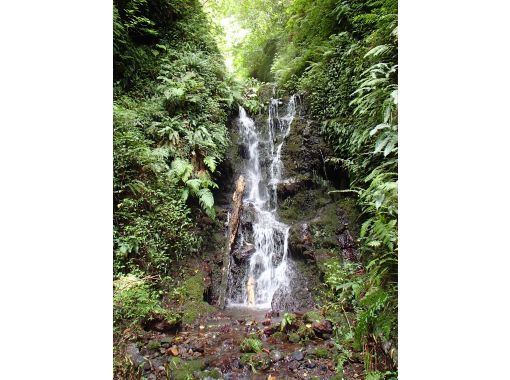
xmin=228 ymin=95 xmax=297 ymax=309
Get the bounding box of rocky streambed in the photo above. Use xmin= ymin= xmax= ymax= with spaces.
xmin=126 ymin=306 xmax=364 ymax=380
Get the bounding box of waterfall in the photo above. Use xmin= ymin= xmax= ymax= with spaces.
xmin=229 ymin=95 xmax=297 ymax=309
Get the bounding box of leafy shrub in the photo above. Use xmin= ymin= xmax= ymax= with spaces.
xmin=113 ymin=274 xmax=177 ymax=328
xmin=280 ymin=312 xmax=297 ymax=332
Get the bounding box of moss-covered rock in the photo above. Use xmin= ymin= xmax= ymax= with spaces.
xmin=311 ymin=347 xmax=330 ymax=359
xmin=175 ymin=273 xmax=216 ymax=324
xmin=304 ymin=310 xmax=322 ymax=324
xmin=195 ymin=368 xmax=222 ymax=379
xmin=288 ymin=332 xmax=300 ymax=343
xmin=146 ymin=340 xmax=161 ymax=350
xmin=271 ymin=331 xmax=287 ymax=342
xmin=166 ymin=357 xmax=205 ymax=380
xmin=296 ymin=324 xmax=316 ymax=341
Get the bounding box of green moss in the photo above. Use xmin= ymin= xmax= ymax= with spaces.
xmin=271 ymin=331 xmax=287 ymax=342
xmin=311 ymin=347 xmax=330 ymax=359
xmin=181 ymin=274 xmax=205 ymax=301
xmin=182 ymin=300 xmax=215 ymax=324
xmin=304 ymin=310 xmax=322 ymax=324
xmin=297 ymin=324 xmax=316 ymax=341
xmin=195 ymin=368 xmax=222 ymax=379
xmin=146 ymin=340 xmax=161 ymax=350
xmin=240 ymin=337 xmax=263 ymax=353
xmin=239 ymin=353 xmax=255 ymax=366
xmin=166 ymin=357 xmax=205 ymax=380
xmin=288 ymin=332 xmax=300 ymax=343
xmin=173 ymin=273 xmax=215 ymax=324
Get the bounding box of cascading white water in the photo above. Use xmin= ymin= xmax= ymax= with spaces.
xmin=230 ymin=95 xmax=297 ymax=309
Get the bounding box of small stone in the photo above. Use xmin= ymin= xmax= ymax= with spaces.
xmin=291 ymin=351 xmax=304 ymax=361
xmin=270 ymin=350 xmax=283 ymax=362
xmin=311 ymin=320 xmax=333 ymax=336
xmin=289 ymin=360 xmax=301 ymax=370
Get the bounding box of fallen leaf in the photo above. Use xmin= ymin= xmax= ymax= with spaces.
xmin=267 ymin=375 xmax=277 ymax=380
xmin=167 ymin=346 xmax=179 ymax=356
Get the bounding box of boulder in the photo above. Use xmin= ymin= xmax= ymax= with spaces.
xmin=288 ymin=222 xmax=313 ymax=257
xmin=311 ymin=320 xmax=333 ymax=337
xmin=126 ymin=343 xmax=146 ymax=368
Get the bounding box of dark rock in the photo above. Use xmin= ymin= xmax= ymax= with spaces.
xmin=126 ymin=343 xmax=146 ymax=367
xmin=291 ymin=351 xmax=304 ymax=361
xmin=262 ymin=319 xmax=271 ymax=326
xmin=276 ymin=177 xmax=311 ymax=201
xmin=305 ymin=360 xmax=316 ymax=369
xmin=289 ymin=360 xmax=301 ymax=370
xmin=288 ymin=222 xmax=313 ymax=258
xmin=160 ymin=337 xmax=173 ymax=344
xmin=311 ymin=320 xmax=333 ymax=337
xmin=233 ymin=243 xmax=255 ymax=262
xmin=263 ymin=325 xmax=278 ymax=336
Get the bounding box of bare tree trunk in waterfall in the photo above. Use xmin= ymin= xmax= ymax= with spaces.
xmin=218 ymin=175 xmax=245 ymax=309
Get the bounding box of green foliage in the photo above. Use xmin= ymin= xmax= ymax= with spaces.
xmin=113 ymin=274 xmax=178 ymax=328
xmin=239 ymin=337 xmax=264 ymax=353
xmin=114 ymin=0 xmax=238 ymax=282
xmin=280 ymin=312 xmax=297 ymax=331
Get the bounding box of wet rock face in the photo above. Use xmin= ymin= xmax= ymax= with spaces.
xmin=288 ymin=222 xmax=313 ymax=258
xmin=276 ymin=176 xmax=314 ymax=203
xmin=271 ymin=261 xmax=314 ymax=313
xmin=282 ymin=117 xmax=331 ymax=179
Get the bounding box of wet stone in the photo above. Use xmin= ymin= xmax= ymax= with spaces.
xmin=289 ymin=360 xmax=301 ymax=370
xmin=271 ymin=350 xmax=283 ymax=362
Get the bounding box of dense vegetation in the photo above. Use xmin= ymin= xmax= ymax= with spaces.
xmin=113 ymin=0 xmax=397 ymax=378
xmin=114 ymin=0 xmax=235 ymax=278
xmin=113 ymin=0 xmax=238 ymax=351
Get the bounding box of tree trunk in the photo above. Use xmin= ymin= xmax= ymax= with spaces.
xmin=218 ymin=175 xmax=245 ymax=309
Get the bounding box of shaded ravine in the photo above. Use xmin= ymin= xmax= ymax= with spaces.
xmin=126 ymin=93 xmax=366 ymax=380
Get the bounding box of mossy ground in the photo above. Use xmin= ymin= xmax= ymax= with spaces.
xmin=167 ymin=357 xmax=205 ymax=380
xmin=177 ymin=274 xmax=215 ymax=324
